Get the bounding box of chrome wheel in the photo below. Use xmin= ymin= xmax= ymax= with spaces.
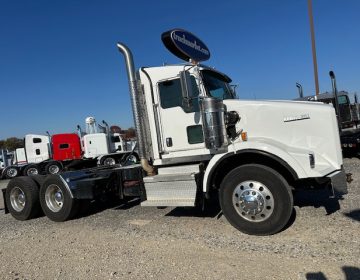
xmin=103 ymin=157 xmax=116 ymax=166
xmin=48 ymin=165 xmax=60 ymax=174
xmin=45 ymin=184 xmax=64 ymax=212
xmin=232 ymin=180 xmax=274 ymax=222
xmin=26 ymin=167 xmax=38 ymax=176
xmin=10 ymin=187 xmax=26 ymax=212
xmin=7 ymin=167 xmax=18 ymax=178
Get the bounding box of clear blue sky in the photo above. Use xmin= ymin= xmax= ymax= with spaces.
xmin=1 ymin=0 xmax=359 ymax=139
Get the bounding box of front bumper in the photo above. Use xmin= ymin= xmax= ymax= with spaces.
xmin=326 ymin=169 xmax=348 ymax=196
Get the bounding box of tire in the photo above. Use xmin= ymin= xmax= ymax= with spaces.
xmin=5 ymin=176 xmax=42 ymax=220
xmin=45 ymin=161 xmax=62 ymax=175
xmin=23 ymin=164 xmax=39 ymax=176
xmin=4 ymin=166 xmax=19 ymax=179
xmin=219 ymin=164 xmax=293 ymax=236
xmin=101 ymin=157 xmax=116 ymax=166
xmin=39 ymin=175 xmax=80 ymax=222
xmin=127 ymin=153 xmax=139 ymax=164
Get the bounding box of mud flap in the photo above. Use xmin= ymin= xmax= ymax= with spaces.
xmin=1 ymin=188 xmax=8 ymax=214
xmin=327 ymin=169 xmax=348 ymax=197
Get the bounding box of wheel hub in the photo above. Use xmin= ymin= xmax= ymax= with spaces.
xmin=18 ymin=193 xmax=25 ymax=204
xmin=240 ymin=190 xmax=265 ymax=214
xmin=49 ymin=165 xmax=60 ymax=174
xmin=10 ymin=187 xmax=26 ymax=212
xmin=45 ymin=184 xmax=64 ymax=212
xmin=233 ymin=180 xmax=274 ymax=222
xmin=7 ymin=168 xmax=18 ymax=178
xmin=103 ymin=157 xmax=116 ymax=166
xmin=54 ymin=191 xmax=63 ymax=203
xmin=27 ymin=168 xmax=38 ymax=175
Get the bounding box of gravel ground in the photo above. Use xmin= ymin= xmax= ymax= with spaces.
xmin=0 ymin=159 xmax=359 ymax=280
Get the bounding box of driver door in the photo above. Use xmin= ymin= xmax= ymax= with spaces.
xmin=156 ymin=76 xmax=205 ymax=156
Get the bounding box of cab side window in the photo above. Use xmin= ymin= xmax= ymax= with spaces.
xmin=158 ymin=77 xmax=199 ymax=112
xmin=33 ymin=138 xmax=42 ymax=143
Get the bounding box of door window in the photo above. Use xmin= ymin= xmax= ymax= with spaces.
xmin=187 ymin=125 xmax=204 ymax=144
xmin=159 ymin=77 xmax=200 ymax=112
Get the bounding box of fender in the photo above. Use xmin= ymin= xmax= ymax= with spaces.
xmin=203 ymin=140 xmax=309 ymax=193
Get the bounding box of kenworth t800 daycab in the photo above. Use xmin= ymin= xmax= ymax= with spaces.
xmin=2 ymin=29 xmax=347 ymax=235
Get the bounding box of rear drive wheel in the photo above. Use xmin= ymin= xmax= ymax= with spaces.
xmin=39 ymin=175 xmax=79 ymax=221
xmin=23 ymin=164 xmax=39 ymax=176
xmin=45 ymin=161 xmax=62 ymax=174
xmin=5 ymin=177 xmax=42 ymax=220
xmin=5 ymin=166 xmax=19 ymax=179
xmin=219 ymin=164 xmax=293 ymax=236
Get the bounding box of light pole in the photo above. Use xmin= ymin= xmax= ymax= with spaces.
xmin=307 ymin=0 xmax=320 ymax=95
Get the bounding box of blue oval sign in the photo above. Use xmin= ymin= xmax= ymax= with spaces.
xmin=161 ymin=29 xmax=211 ymax=62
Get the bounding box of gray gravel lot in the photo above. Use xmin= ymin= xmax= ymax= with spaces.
xmin=0 ymin=159 xmax=359 ymax=280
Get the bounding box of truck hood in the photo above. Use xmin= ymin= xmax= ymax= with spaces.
xmin=223 ymin=99 xmax=343 ymax=174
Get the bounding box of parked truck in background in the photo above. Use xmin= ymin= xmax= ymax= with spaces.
xmin=296 ymin=71 xmax=360 ymax=155
xmin=2 ymin=29 xmax=347 ymax=235
xmin=1 ymin=118 xmax=138 ymax=179
xmin=0 ymin=149 xmax=13 ymax=171
xmin=80 ymin=117 xmax=138 ymax=166
xmin=2 ymin=134 xmax=51 ymax=178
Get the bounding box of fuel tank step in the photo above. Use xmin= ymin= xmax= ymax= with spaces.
xmin=141 ymin=172 xmax=198 ymax=207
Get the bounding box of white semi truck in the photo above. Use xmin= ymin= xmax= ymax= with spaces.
xmin=2 ymin=134 xmax=51 ymax=178
xmin=2 ymin=29 xmax=347 ymax=235
xmin=80 ymin=117 xmax=138 ymax=165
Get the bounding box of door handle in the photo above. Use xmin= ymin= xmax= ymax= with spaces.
xmin=166 ymin=138 xmax=173 ymax=147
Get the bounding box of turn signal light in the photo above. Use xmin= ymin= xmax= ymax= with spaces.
xmin=241 ymin=132 xmax=248 ymax=141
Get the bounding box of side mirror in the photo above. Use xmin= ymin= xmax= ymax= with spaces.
xmin=180 ymin=70 xmax=194 ymax=97
xmin=230 ymin=84 xmax=239 ymax=99
xmin=180 ymin=70 xmax=194 ymax=110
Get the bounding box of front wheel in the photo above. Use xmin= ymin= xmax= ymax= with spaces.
xmin=219 ymin=164 xmax=293 ymax=236
xmin=39 ymin=175 xmax=79 ymax=222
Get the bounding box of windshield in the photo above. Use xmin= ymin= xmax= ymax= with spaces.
xmin=337 ymin=95 xmax=349 ymax=105
xmin=201 ymin=70 xmax=235 ymax=100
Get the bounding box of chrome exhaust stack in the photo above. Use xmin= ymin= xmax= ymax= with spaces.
xmin=296 ymin=82 xmax=303 ymax=98
xmin=117 ymin=43 xmax=155 ymax=176
xmin=102 ymin=120 xmax=112 ymax=152
xmin=329 ymin=71 xmax=342 ymax=133
xmin=76 ymin=125 xmax=85 ymax=151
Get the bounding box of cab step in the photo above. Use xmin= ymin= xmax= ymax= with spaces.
xmin=141 ymin=171 xmax=199 ymax=207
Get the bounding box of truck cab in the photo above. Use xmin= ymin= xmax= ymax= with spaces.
xmin=140 ymin=64 xmax=343 ymax=180
xmin=23 ymin=134 xmax=50 ymax=163
xmin=11 ymin=134 xmax=50 ymax=166
xmin=51 ymin=133 xmax=82 ymax=161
